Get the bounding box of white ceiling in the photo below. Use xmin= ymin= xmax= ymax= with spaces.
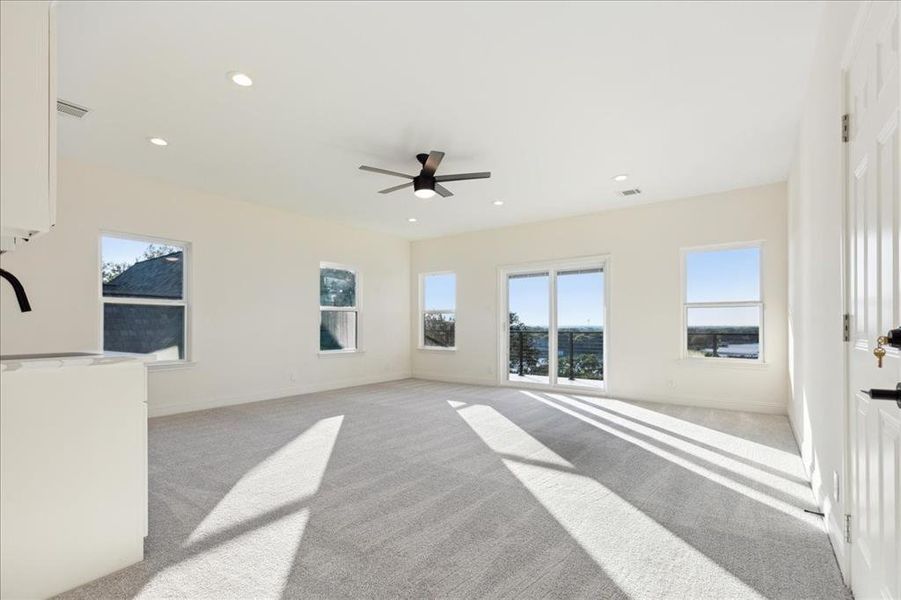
xmin=57 ymin=1 xmax=822 ymax=239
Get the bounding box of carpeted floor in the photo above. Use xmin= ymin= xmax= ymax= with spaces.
xmin=57 ymin=379 xmax=849 ymax=599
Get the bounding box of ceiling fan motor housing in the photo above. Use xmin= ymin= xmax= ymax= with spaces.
xmin=413 ymin=174 xmax=435 ymax=194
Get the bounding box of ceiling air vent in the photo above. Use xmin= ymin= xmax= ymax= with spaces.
xmin=618 ymin=188 xmax=642 ymax=197
xmin=56 ymin=99 xmax=90 ymax=119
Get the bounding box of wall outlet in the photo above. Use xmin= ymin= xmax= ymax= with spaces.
xmin=288 ymin=369 xmax=298 ymax=384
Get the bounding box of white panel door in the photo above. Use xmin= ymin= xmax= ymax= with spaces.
xmin=846 ymin=2 xmax=901 ymax=599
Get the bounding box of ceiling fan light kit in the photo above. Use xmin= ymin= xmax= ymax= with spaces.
xmin=360 ymin=150 xmax=491 ymax=199
xmin=413 ymin=175 xmax=437 ymax=199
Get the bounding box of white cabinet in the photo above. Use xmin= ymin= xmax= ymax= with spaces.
xmin=0 ymin=0 xmax=57 ymax=245
xmin=0 ymin=355 xmax=148 ymax=599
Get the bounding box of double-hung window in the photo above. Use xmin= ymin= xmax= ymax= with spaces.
xmin=683 ymin=243 xmax=763 ymax=361
xmin=420 ymin=272 xmax=456 ymax=349
xmin=101 ymin=233 xmax=189 ymax=362
xmin=320 ymin=263 xmax=358 ymax=352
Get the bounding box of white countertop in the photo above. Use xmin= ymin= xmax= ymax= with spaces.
xmin=0 ymin=352 xmax=156 ymax=371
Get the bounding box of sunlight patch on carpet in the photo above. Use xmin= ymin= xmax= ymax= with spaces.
xmin=523 ymin=392 xmax=818 ymax=525
xmin=451 ymin=401 xmax=765 ymax=599
xmin=137 ymin=415 xmax=344 ymax=598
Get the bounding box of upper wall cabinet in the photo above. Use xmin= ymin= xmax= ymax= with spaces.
xmin=0 ymin=0 xmax=57 ymax=249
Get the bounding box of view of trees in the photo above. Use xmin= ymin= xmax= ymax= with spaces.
xmin=558 ymin=347 xmax=603 ymax=380
xmin=423 ymin=312 xmax=455 ymax=347
xmin=320 ymin=268 xmax=356 ymax=307
xmin=509 ymin=312 xmax=604 ymax=380
xmin=686 ymin=326 xmax=759 ymax=359
xmin=509 ymin=312 xmax=544 ymax=375
xmin=102 ymin=243 xmax=180 ymax=283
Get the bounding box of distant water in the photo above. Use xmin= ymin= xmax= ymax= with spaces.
xmin=710 ymin=343 xmax=758 ymax=357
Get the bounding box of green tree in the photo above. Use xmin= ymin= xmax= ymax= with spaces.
xmin=508 ymin=312 xmax=540 ymax=375
xmin=424 ymin=313 xmax=455 ymax=347
xmin=102 ymin=244 xmax=180 ymax=283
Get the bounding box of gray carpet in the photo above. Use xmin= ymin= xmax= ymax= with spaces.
xmin=56 ymin=379 xmax=849 ymax=599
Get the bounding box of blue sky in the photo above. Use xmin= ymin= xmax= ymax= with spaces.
xmin=105 ymin=236 xmax=757 ymax=329
xmin=424 ymin=273 xmax=456 ymax=310
xmin=686 ymin=246 xmax=759 ymax=302
xmin=685 ymin=246 xmax=760 ymax=326
xmin=505 ymin=248 xmax=760 ymax=329
xmin=102 ymin=235 xmax=180 ymax=265
xmin=509 ymin=270 xmax=605 ymax=328
xmin=509 ymin=274 xmax=550 ymax=326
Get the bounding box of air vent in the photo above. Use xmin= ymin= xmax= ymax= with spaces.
xmin=56 ymin=99 xmax=89 ymax=119
xmin=618 ymin=188 xmax=642 ymax=197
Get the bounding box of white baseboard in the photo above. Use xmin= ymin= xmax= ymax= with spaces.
xmin=411 ymin=372 xmax=786 ymax=414
xmin=148 ymin=371 xmax=412 ymax=417
xmin=788 ymin=411 xmax=850 ymax=583
xmin=411 ymin=371 xmax=498 ymax=387
xmin=611 ymin=391 xmax=788 ymax=415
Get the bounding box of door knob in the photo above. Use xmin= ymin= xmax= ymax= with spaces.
xmin=887 ymin=327 xmax=901 ymax=349
xmin=860 ymin=384 xmax=901 ymax=409
xmin=874 ymin=336 xmax=888 ymax=368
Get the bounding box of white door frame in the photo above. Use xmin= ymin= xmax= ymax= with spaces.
xmin=839 ymin=2 xmax=866 ymax=583
xmin=840 ymin=0 xmax=899 ymax=589
xmin=497 ymin=254 xmax=610 ymax=395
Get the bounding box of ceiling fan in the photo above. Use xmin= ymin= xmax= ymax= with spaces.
xmin=359 ymin=151 xmax=490 ymax=199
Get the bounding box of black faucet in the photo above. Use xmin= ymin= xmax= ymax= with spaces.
xmin=0 ymin=269 xmax=32 ymax=312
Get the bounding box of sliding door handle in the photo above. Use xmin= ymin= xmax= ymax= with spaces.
xmin=860 ymin=383 xmax=901 ymax=408
xmin=887 ymin=327 xmax=901 ymax=349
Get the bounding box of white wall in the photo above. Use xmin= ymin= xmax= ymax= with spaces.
xmin=0 ymin=160 xmax=411 ymax=416
xmin=411 ymin=183 xmax=789 ymax=413
xmin=787 ymin=0 xmax=862 ymax=576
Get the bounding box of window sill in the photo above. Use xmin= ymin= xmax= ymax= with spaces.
xmin=678 ymin=357 xmax=768 ymax=369
xmin=318 ymin=349 xmax=364 ymax=358
xmin=148 ymin=360 xmax=197 ymax=372
xmin=418 ymin=346 xmax=456 ymax=352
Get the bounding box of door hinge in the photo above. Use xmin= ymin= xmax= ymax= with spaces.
xmin=842 ymin=113 xmax=850 ymax=143
xmin=845 ymin=514 xmax=852 ymax=543
xmin=843 ymin=313 xmax=850 ymax=342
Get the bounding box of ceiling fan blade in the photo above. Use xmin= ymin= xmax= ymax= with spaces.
xmin=434 ymin=171 xmax=491 ymax=182
xmin=378 ymin=181 xmax=414 ymax=194
xmin=422 ymin=151 xmax=445 ymax=176
xmin=359 ymin=165 xmax=414 ymax=179
xmin=434 ymin=183 xmax=454 ymax=198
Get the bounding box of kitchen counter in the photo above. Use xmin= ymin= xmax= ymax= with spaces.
xmin=1 ymin=352 xmax=149 ymax=598
xmin=0 ymin=352 xmax=155 ymax=371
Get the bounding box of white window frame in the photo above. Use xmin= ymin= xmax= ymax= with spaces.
xmin=419 ymin=271 xmax=457 ymax=351
xmin=497 ymin=254 xmax=609 ymax=393
xmin=318 ymin=262 xmax=361 ymax=355
xmin=98 ymin=230 xmax=192 ymax=368
xmin=680 ymin=241 xmax=765 ymax=364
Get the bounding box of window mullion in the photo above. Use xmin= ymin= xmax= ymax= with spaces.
xmin=102 ymin=297 xmax=185 ymax=307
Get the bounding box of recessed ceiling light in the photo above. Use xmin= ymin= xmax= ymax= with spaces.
xmin=612 ymin=174 xmax=629 ymax=182
xmin=228 ymin=71 xmax=253 ymax=87
xmin=148 ymin=137 xmax=168 ymax=146
xmin=407 ymin=217 xmax=418 ymax=223
xmin=493 ymin=200 xmax=504 ymax=206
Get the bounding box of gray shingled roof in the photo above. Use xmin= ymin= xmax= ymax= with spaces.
xmin=103 ymin=251 xmax=185 ymax=358
xmin=103 ymin=252 xmax=183 ymax=299
xmin=104 ymin=303 xmax=185 ymax=358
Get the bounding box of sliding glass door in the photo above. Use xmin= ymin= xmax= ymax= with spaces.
xmin=556 ymin=268 xmax=605 ymax=386
xmin=503 ymin=258 xmax=606 ymax=390
xmin=508 ymin=272 xmax=551 ymax=384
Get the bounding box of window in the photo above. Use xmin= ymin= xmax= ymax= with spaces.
xmin=502 ymin=258 xmax=606 ymax=389
xmin=683 ymin=244 xmax=762 ymax=361
xmin=421 ymin=272 xmax=456 ymax=349
xmin=320 ymin=264 xmax=358 ymax=352
xmin=101 ymin=233 xmax=188 ymax=362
